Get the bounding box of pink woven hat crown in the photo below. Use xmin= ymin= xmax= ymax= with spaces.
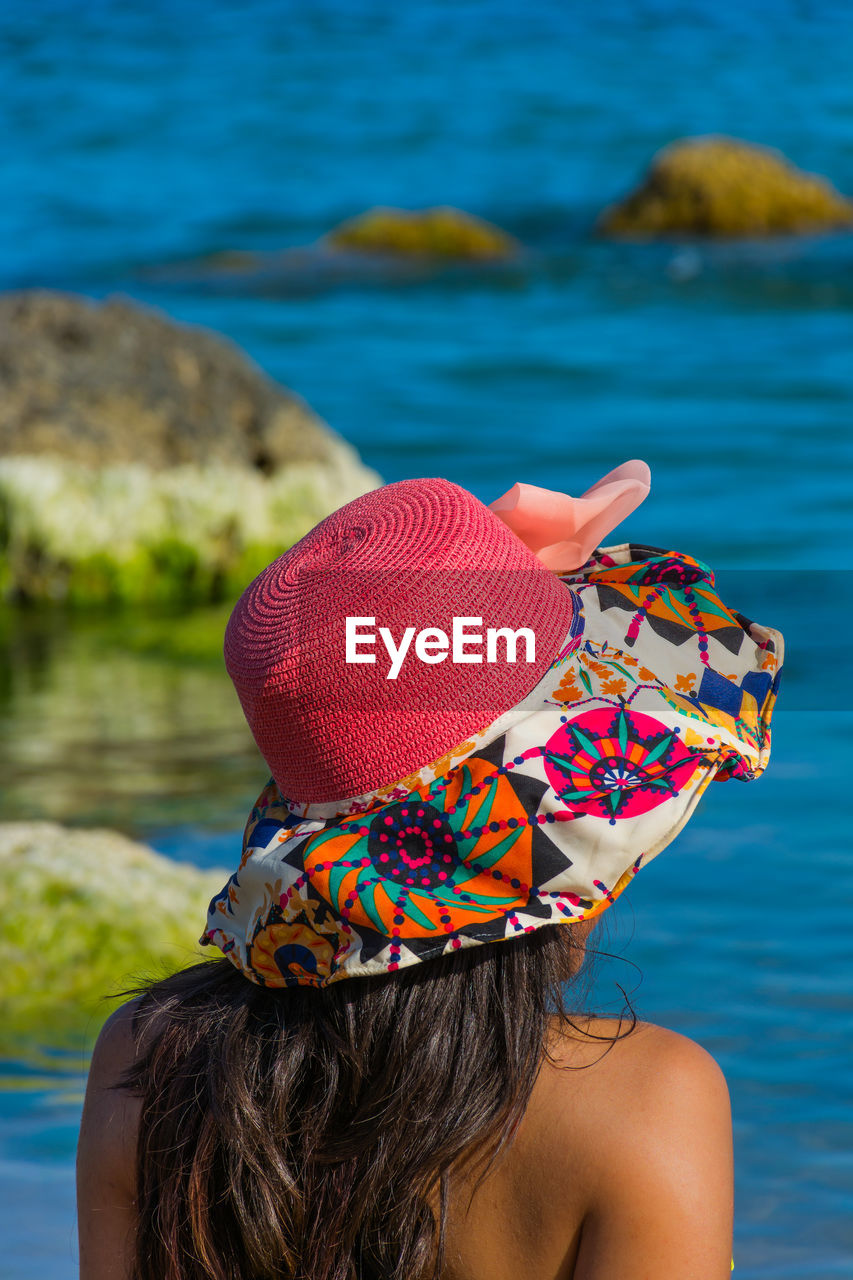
xmin=224 ymin=477 xmax=574 ymax=804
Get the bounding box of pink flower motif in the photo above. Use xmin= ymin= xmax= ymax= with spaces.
xmin=542 ymin=706 xmax=703 ymax=824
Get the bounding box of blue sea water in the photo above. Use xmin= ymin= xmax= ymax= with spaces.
xmin=1 ymin=1 xmax=852 ymax=1276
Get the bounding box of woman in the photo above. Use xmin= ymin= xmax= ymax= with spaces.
xmin=78 ymin=464 xmax=782 ymax=1278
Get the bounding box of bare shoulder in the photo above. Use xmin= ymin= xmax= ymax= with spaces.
xmin=549 ymin=1014 xmax=729 ymax=1098
xmin=524 ymin=1018 xmax=733 ymax=1279
xmin=79 ymin=999 xmax=147 ymax=1187
xmin=77 ymin=1000 xmax=148 ymax=1279
xmin=539 ymin=1014 xmax=731 ymax=1164
xmin=88 ymin=998 xmax=146 ymax=1082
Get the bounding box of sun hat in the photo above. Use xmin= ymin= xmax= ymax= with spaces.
xmin=203 ymin=462 xmax=783 ymax=988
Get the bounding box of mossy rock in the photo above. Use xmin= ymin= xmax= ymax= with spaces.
xmin=599 ymin=136 xmax=853 ymax=238
xmin=0 ymin=822 xmax=228 ymax=1050
xmin=0 ymin=290 xmax=351 ymax=472
xmin=326 ymin=206 xmax=519 ymax=259
xmin=0 ymin=291 xmax=381 ymax=604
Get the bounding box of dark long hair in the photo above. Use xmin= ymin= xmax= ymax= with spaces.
xmin=123 ymin=922 xmax=627 ymax=1280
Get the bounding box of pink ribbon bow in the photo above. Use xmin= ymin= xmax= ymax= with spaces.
xmin=489 ymin=459 xmax=651 ymax=571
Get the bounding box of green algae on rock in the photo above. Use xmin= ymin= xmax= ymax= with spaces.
xmin=326 ymin=206 xmax=519 ymax=259
xmin=0 ymin=453 xmax=379 ymax=604
xmin=599 ymin=136 xmax=853 ymax=238
xmin=0 ymin=822 xmax=226 ymax=1050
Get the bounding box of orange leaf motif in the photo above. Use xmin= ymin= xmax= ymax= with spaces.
xmin=429 ymin=739 xmax=478 ymax=778
xmin=554 ymin=675 xmax=584 ymax=703
xmin=602 ymin=677 xmax=627 ymax=696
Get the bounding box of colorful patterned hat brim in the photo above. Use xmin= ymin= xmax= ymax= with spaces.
xmin=202 ymin=543 xmax=783 ymax=988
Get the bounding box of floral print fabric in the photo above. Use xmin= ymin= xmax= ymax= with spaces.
xmin=202 ymin=543 xmax=783 ymax=987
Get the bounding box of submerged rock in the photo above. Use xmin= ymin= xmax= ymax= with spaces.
xmin=141 ymin=208 xmax=521 ymax=293
xmin=0 ymin=822 xmax=227 ymax=1048
xmin=0 ymin=291 xmax=381 ymax=603
xmin=599 ymin=136 xmax=853 ymax=238
xmin=325 ymin=206 xmax=519 ymax=259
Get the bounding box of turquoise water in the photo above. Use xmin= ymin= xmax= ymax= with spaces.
xmin=2 ymin=1 xmax=852 ymax=1275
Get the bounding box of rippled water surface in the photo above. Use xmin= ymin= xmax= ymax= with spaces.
xmin=2 ymin=1 xmax=852 ymax=1276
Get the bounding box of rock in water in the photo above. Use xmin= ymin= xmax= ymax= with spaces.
xmin=599 ymin=136 xmax=853 ymax=237
xmin=0 ymin=821 xmax=228 ymax=1049
xmin=326 ymin=206 xmax=519 ymax=259
xmin=0 ymin=291 xmax=381 ymax=603
xmin=0 ymin=290 xmax=351 ymax=471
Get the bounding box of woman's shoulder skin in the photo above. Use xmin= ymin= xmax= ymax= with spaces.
xmin=550 ymin=1016 xmax=733 ymax=1280
xmin=77 ymin=1000 xmax=145 ymax=1280
xmin=441 ymin=1016 xmax=734 ymax=1280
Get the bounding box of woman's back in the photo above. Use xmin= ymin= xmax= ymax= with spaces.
xmin=79 ymin=1007 xmax=734 ymax=1280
